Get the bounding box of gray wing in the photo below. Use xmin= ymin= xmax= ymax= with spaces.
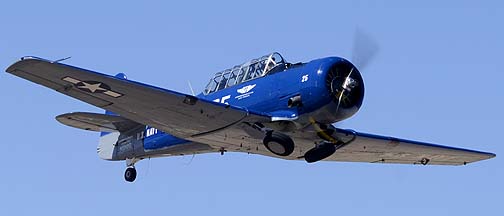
xmin=180 ymin=120 xmax=494 ymax=165
xmin=6 ymin=57 xmax=270 ymax=139
xmin=313 ymin=128 xmax=495 ymax=165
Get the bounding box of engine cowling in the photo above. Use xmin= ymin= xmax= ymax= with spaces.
xmin=307 ymin=58 xmax=364 ymax=124
xmin=326 ymin=59 xmax=364 ymax=117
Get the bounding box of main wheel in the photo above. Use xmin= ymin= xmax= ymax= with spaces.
xmin=124 ymin=167 xmax=137 ymax=182
xmin=263 ymin=132 xmax=294 ymax=156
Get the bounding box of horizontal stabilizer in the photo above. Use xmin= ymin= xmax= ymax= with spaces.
xmin=56 ymin=112 xmax=140 ymax=132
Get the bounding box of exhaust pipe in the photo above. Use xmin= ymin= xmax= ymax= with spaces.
xmin=288 ymin=95 xmax=302 ymax=108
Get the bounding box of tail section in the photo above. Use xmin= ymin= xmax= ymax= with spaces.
xmin=97 ymin=109 xmax=121 ymax=160
xmin=99 ymin=110 xmax=118 ymax=137
xmin=97 ymin=112 xmax=145 ymax=161
xmin=55 ymin=72 xmax=145 ymax=161
xmin=97 ymin=73 xmax=145 ymax=160
xmin=98 ymin=129 xmax=121 ymax=160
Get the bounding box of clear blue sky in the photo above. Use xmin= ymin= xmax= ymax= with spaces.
xmin=1 ymin=1 xmax=502 ymax=215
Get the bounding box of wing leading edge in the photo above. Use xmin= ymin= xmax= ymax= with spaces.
xmin=322 ymin=128 xmax=495 ymax=165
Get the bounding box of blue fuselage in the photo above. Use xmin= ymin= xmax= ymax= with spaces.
xmin=143 ymin=57 xmax=362 ymax=151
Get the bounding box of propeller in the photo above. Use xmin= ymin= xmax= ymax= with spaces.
xmin=308 ymin=30 xmax=379 ymax=152
xmin=334 ymin=67 xmax=355 ymax=114
xmin=351 ymin=28 xmax=379 ymax=71
xmin=309 ymin=29 xmax=379 ymax=146
xmin=327 ymin=29 xmax=378 ymax=118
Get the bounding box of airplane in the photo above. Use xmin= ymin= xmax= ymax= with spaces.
xmin=6 ymin=52 xmax=495 ymax=182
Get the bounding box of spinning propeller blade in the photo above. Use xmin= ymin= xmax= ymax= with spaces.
xmin=351 ymin=28 xmax=379 ymax=71
xmin=333 ymin=29 xmax=378 ymax=116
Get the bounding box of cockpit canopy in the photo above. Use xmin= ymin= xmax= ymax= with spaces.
xmin=204 ymin=52 xmax=286 ymax=95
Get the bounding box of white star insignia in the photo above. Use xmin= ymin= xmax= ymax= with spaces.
xmin=77 ymin=82 xmax=106 ymax=93
xmin=62 ymin=77 xmax=123 ymax=98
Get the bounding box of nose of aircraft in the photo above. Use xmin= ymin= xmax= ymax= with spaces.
xmin=325 ymin=59 xmax=365 ymax=119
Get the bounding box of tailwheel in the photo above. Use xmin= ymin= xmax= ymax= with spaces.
xmin=124 ymin=167 xmax=137 ymax=182
xmin=263 ymin=131 xmax=294 ymax=156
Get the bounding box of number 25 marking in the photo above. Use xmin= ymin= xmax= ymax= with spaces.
xmin=301 ymin=74 xmax=309 ymax=82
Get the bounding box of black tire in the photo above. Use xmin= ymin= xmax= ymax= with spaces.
xmin=304 ymin=142 xmax=336 ymax=163
xmin=124 ymin=167 xmax=137 ymax=182
xmin=263 ymin=132 xmax=294 ymax=156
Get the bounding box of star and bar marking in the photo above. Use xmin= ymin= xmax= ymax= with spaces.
xmin=62 ymin=77 xmax=123 ymax=98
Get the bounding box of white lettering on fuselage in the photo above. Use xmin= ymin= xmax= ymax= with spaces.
xmin=213 ymin=95 xmax=231 ymax=104
xmin=146 ymin=128 xmax=158 ymax=137
xmin=136 ymin=127 xmax=159 ymax=140
xmin=235 ymin=91 xmax=253 ymax=100
xmin=213 ymin=84 xmax=258 ymax=103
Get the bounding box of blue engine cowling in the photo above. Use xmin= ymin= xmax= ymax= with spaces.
xmin=299 ymin=57 xmax=364 ymax=124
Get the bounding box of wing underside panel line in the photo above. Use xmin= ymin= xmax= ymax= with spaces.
xmin=191 ymin=113 xmax=250 ymax=138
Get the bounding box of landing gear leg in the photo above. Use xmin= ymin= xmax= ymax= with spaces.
xmin=124 ymin=158 xmax=139 ymax=182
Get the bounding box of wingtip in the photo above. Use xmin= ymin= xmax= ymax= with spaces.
xmin=5 ymin=56 xmax=49 ymax=73
xmin=20 ymin=56 xmax=37 ymax=61
xmin=477 ymin=152 xmax=496 ymax=163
